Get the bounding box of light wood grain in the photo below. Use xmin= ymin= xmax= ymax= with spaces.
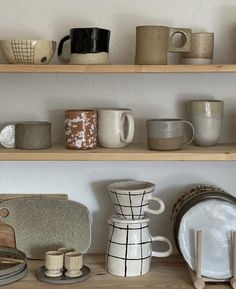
xmin=0 ymin=64 xmax=235 ymax=73
xmin=1 ymin=143 xmax=236 ymax=161
xmin=0 ymin=255 xmax=230 ymax=289
xmin=0 ymin=194 xmax=68 ymax=248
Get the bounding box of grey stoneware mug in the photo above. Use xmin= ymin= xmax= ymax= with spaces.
xmin=189 ymin=100 xmax=224 ymax=146
xmin=135 ymin=26 xmax=192 ymax=64
xmin=147 ymin=118 xmax=195 ymax=150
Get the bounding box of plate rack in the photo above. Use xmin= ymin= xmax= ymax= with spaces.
xmin=188 ymin=231 xmax=236 ymax=289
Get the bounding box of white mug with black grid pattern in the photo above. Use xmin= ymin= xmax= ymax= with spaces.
xmin=107 ymin=181 xmax=165 ymax=219
xmin=106 ymin=216 xmax=173 ymax=277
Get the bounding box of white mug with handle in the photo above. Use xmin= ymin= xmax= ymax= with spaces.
xmin=106 ymin=216 xmax=173 ymax=277
xmin=98 ymin=108 xmax=135 ymax=148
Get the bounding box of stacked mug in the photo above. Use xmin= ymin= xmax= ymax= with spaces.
xmin=106 ymin=180 xmax=173 ymax=277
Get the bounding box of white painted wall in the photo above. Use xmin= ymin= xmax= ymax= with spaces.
xmin=0 ymin=0 xmax=236 ymax=253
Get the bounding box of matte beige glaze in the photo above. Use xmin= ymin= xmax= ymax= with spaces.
xmin=65 ymin=252 xmax=83 ymax=278
xmin=135 ymin=26 xmax=192 ymax=64
xmin=45 ymin=251 xmax=64 ymax=278
xmin=148 ymin=137 xmax=183 ymax=150
xmin=182 ymin=32 xmax=214 ymax=59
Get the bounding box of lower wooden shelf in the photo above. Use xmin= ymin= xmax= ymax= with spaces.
xmin=4 ymin=255 xmax=229 ymax=289
xmin=0 ymin=143 xmax=236 ymax=161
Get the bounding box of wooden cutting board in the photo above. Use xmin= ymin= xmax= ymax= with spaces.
xmin=0 ymin=194 xmax=68 ymax=248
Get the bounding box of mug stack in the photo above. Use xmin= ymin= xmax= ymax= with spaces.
xmin=105 ymin=180 xmax=173 ymax=277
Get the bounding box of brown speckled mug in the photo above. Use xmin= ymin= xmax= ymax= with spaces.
xmin=65 ymin=110 xmax=97 ymax=150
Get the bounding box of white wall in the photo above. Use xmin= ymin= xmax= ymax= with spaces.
xmin=0 ymin=0 xmax=236 ymax=253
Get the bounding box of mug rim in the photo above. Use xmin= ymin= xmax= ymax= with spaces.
xmin=110 ymin=215 xmax=150 ymax=224
xmin=0 ymin=39 xmax=56 ymax=42
xmin=107 ymin=180 xmax=155 ymax=192
xmin=190 ymin=100 xmax=223 ymax=103
xmin=136 ymin=25 xmax=168 ymax=29
xmin=65 ymin=109 xmax=97 ymax=113
xmin=97 ymin=108 xmax=131 ymax=111
xmin=191 ymin=32 xmax=214 ymax=35
xmin=70 ymin=27 xmax=110 ymax=32
xmin=147 ymin=118 xmax=183 ymax=122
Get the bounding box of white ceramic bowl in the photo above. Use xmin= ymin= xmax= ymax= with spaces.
xmin=0 ymin=39 xmax=56 ymax=64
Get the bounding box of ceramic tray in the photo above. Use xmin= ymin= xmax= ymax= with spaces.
xmin=36 ymin=265 xmax=90 ymax=285
xmin=0 ymin=198 xmax=91 ymax=259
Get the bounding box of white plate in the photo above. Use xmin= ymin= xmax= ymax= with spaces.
xmin=178 ymin=199 xmax=236 ymax=279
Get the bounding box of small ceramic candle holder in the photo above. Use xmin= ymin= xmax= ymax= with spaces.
xmin=44 ymin=251 xmax=64 ymax=278
xmin=57 ymin=248 xmax=75 ymax=254
xmin=64 ymin=252 xmax=83 ymax=278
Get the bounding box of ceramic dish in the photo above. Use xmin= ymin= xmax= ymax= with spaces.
xmin=0 ymin=264 xmax=28 ymax=286
xmin=36 ymin=265 xmax=91 ymax=285
xmin=0 ymin=40 xmax=56 ymax=64
xmin=0 ymin=247 xmax=26 ymax=277
xmin=172 ymin=185 xmax=236 ymax=279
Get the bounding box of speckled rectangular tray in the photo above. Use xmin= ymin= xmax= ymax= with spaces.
xmin=0 ymin=198 xmax=91 ymax=259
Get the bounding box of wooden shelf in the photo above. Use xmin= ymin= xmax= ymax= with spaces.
xmin=0 ymin=143 xmax=236 ymax=161
xmin=0 ymin=64 xmax=236 ymax=73
xmin=4 ymin=255 xmax=229 ymax=289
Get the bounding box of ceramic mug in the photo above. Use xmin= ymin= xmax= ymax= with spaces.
xmin=135 ymin=26 xmax=192 ymax=64
xmin=58 ymin=28 xmax=110 ymax=64
xmin=146 ymin=118 xmax=195 ymax=150
xmin=0 ymin=40 xmax=56 ymax=64
xmin=107 ymin=181 xmax=165 ymax=219
xmin=97 ymin=108 xmax=134 ymax=148
xmin=181 ymin=32 xmax=214 ymax=64
xmin=189 ymin=100 xmax=224 ymax=146
xmin=65 ymin=110 xmax=97 ymax=150
xmin=106 ymin=216 xmax=173 ymax=277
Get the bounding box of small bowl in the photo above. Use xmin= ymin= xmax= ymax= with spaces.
xmin=0 ymin=39 xmax=56 ymax=64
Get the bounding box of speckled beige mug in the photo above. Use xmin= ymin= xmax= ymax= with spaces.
xmin=65 ymin=110 xmax=97 ymax=150
xmin=135 ymin=26 xmax=192 ymax=64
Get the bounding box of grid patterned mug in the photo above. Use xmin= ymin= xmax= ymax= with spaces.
xmin=107 ymin=181 xmax=165 ymax=219
xmin=106 ymin=216 xmax=173 ymax=277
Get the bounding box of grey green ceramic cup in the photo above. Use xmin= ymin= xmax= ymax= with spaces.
xmin=189 ymin=100 xmax=224 ymax=146
xmin=146 ymin=119 xmax=195 ymax=151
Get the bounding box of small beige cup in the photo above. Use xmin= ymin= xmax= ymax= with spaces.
xmin=65 ymin=252 xmax=83 ymax=278
xmin=45 ymin=251 xmax=64 ymax=278
xmin=182 ymin=32 xmax=214 ymax=60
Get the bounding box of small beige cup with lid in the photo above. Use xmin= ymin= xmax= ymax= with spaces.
xmin=45 ymin=251 xmax=64 ymax=277
xmin=65 ymin=252 xmax=83 ymax=278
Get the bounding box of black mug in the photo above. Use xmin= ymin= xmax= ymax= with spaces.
xmin=58 ymin=27 xmax=111 ymax=64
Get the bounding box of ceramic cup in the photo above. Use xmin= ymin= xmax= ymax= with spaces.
xmin=135 ymin=26 xmax=192 ymax=65
xmin=106 ymin=216 xmax=173 ymax=277
xmin=146 ymin=119 xmax=195 ymax=151
xmin=58 ymin=27 xmax=111 ymax=64
xmin=15 ymin=122 xmax=52 ymax=150
xmin=64 ymin=252 xmax=83 ymax=278
xmin=0 ymin=124 xmax=15 ymax=148
xmin=189 ymin=100 xmax=224 ymax=146
xmin=181 ymin=58 xmax=213 ymax=65
xmin=97 ymin=108 xmax=134 ymax=148
xmin=44 ymin=251 xmax=64 ymax=278
xmin=0 ymin=40 xmax=56 ymax=64
xmin=107 ymin=181 xmax=165 ymax=219
xmin=65 ymin=110 xmax=97 ymax=150
xmin=181 ymin=32 xmax=214 ymax=64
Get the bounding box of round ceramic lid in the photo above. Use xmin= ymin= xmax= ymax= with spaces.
xmin=178 ymin=199 xmax=236 ymax=279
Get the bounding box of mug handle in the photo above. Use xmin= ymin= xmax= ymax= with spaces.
xmin=183 ymin=120 xmax=195 ymax=145
xmin=120 ymin=113 xmax=135 ymax=144
xmin=145 ymin=197 xmax=165 ymax=215
xmin=58 ymin=35 xmax=70 ymax=62
xmin=151 ymin=236 xmax=173 ymax=258
xmin=168 ymin=28 xmax=192 ymax=52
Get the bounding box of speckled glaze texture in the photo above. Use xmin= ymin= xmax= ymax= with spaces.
xmin=65 ymin=110 xmax=97 ymax=150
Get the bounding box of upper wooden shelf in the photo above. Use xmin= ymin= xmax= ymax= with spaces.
xmin=0 ymin=143 xmax=236 ymax=161
xmin=0 ymin=64 xmax=236 ymax=73
xmin=2 ymin=255 xmax=230 ymax=289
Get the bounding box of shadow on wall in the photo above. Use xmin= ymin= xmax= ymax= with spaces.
xmin=215 ymin=6 xmax=236 ymax=64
